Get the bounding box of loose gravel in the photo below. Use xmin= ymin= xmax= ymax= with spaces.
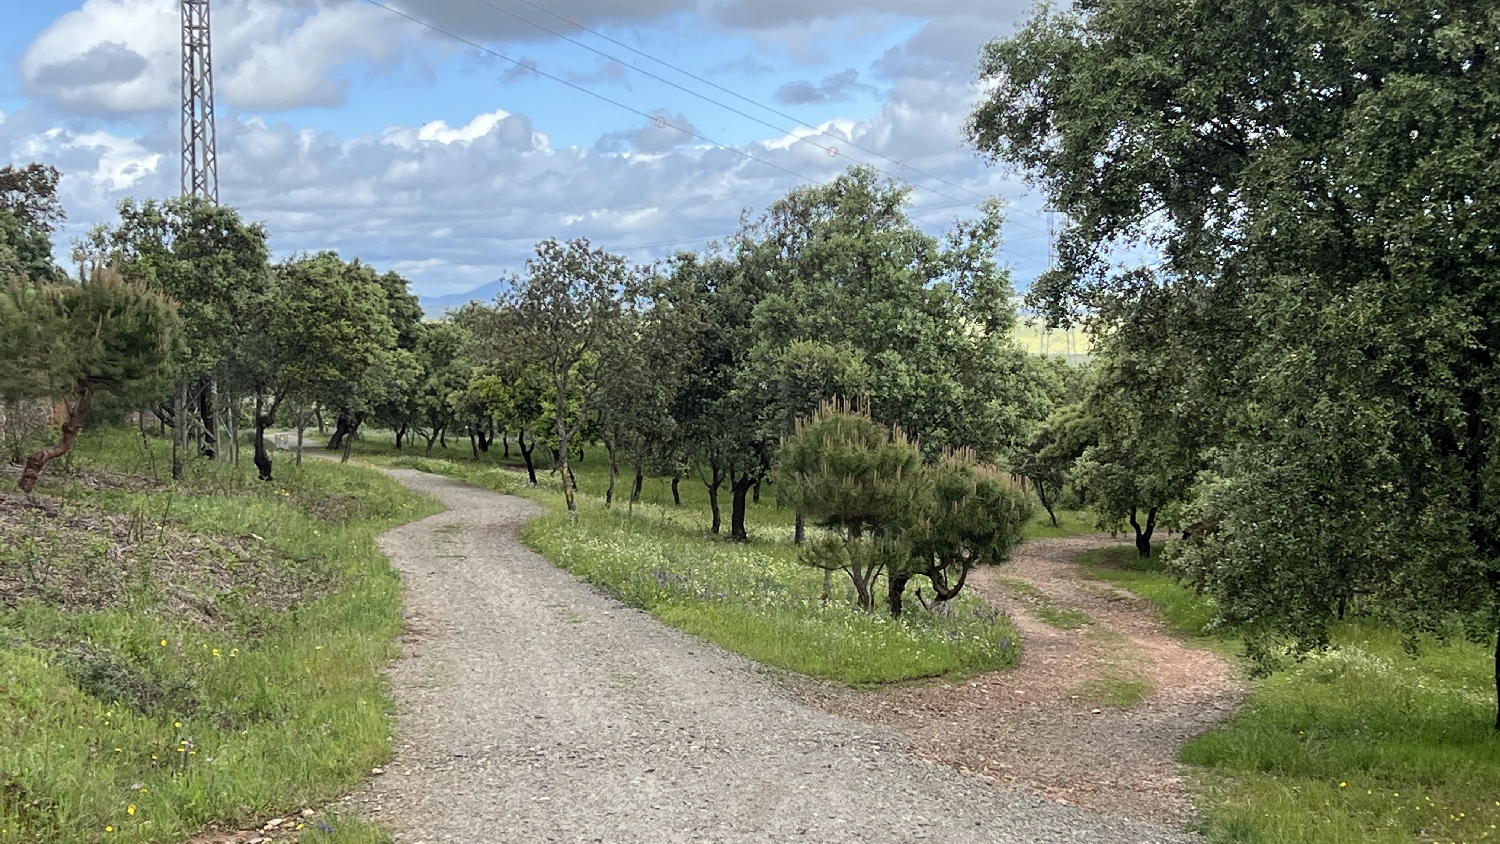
xmin=341 ymin=470 xmax=1198 ymax=843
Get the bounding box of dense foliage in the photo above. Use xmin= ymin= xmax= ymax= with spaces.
xmin=969 ymin=0 xmax=1500 ymax=726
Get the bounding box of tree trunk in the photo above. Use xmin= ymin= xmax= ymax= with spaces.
xmin=753 ymin=480 xmax=761 ymax=504
xmin=503 ymin=434 xmax=510 ymax=459
xmin=671 ymin=474 xmax=681 ymax=507
xmin=630 ymin=463 xmax=644 ymax=510
xmin=314 ymin=405 xmax=326 ymax=434
xmin=1492 ymin=626 xmax=1498 ymax=731
xmin=252 ymin=394 xmax=274 ymax=482
xmin=604 ymin=439 xmax=618 ymax=508
xmin=172 ymin=378 xmax=187 ymax=480
xmin=1034 ymin=476 xmax=1058 ymax=527
xmin=729 ymin=473 xmax=756 ymax=542
xmin=706 ymin=467 xmax=723 ymax=534
xmin=19 ymin=384 xmax=87 ymax=494
xmin=1129 ymin=506 xmax=1158 ymax=558
xmin=296 ymin=406 xmax=305 ymax=467
xmin=557 ymin=418 xmax=576 ymax=514
xmin=423 ymin=429 xmax=438 ymax=457
xmin=518 ymin=431 xmax=538 ymax=486
xmin=328 ymin=411 xmax=352 ymax=451
xmin=477 ymin=426 xmax=491 ymax=453
xmin=340 ymin=412 xmax=362 ymax=464
xmin=887 ymin=571 xmax=911 ymax=617
xmin=439 ymin=427 xmax=448 ymax=449
xmin=795 ymin=509 xmax=806 ymax=545
xmin=395 ymin=423 xmax=407 ymax=450
xmin=198 ymin=377 xmax=218 ymax=459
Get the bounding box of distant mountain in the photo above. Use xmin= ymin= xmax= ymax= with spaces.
xmin=419 ymin=280 xmax=508 ymax=319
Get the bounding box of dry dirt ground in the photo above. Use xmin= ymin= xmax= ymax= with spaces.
xmin=335 ymin=471 xmax=1197 ymax=843
xmin=797 ymin=535 xmax=1245 ymax=825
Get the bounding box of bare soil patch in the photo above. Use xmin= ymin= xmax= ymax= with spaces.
xmin=0 ymin=489 xmax=327 ymax=624
xmin=796 ymin=535 xmax=1243 ymax=826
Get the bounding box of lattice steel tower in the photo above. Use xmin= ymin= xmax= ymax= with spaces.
xmin=181 ymin=0 xmax=218 ymax=202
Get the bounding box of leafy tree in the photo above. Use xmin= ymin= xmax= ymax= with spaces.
xmin=503 ymin=238 xmax=633 ymax=513
xmin=272 ymin=253 xmax=401 ymax=466
xmin=968 ymin=0 xmax=1500 ymax=725
xmin=0 ymin=269 xmax=178 ymax=493
xmin=93 ymin=197 xmax=272 ymax=474
xmin=896 ymin=450 xmax=1033 ymax=616
xmin=774 ymin=404 xmax=925 ymax=611
xmin=410 ymin=322 xmax=471 ymax=457
xmin=0 ymin=163 xmax=65 ymax=283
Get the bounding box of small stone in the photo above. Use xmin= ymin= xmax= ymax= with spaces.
xmin=372 ymin=767 xmax=384 ymax=775
xmin=301 ymin=808 xmax=315 ymax=817
xmin=1091 ymin=708 xmax=1102 ymax=714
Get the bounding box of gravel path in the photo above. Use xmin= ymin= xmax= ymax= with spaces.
xmin=341 ymin=471 xmax=1196 ymax=843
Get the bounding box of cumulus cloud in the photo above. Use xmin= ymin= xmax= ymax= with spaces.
xmin=20 ymin=0 xmax=419 ymax=114
xmin=774 ymin=69 xmax=872 ymax=105
xmin=8 ymin=0 xmax=1054 ymax=295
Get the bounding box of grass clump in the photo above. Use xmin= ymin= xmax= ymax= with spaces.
xmin=1071 ymin=543 xmax=1500 ymax=844
xmin=523 ymin=507 xmax=1018 ymax=684
xmin=0 ymin=427 xmax=439 ymax=844
xmin=1073 ymin=673 xmax=1153 ymax=709
xmin=993 ymin=576 xmax=1093 ymax=630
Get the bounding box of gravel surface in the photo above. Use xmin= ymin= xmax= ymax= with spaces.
xmin=341 ymin=471 xmax=1198 ymax=843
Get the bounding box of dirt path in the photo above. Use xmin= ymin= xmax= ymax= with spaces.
xmin=798 ymin=536 xmax=1243 ymax=825
xmin=339 ymin=471 xmax=1194 ymax=843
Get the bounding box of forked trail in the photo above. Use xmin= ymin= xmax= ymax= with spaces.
xmin=338 ymin=471 xmax=1194 ymax=843
xmin=800 ymin=536 xmax=1244 ymax=825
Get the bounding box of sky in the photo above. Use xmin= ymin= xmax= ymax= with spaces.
xmin=1 ymin=0 xmax=1053 ymax=301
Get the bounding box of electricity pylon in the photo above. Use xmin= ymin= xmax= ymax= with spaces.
xmin=181 ymin=0 xmax=218 ymax=202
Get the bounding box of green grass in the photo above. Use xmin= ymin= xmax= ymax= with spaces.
xmin=0 ymin=427 xmax=439 ymax=844
xmin=1073 ymin=543 xmax=1500 ymax=844
xmin=993 ymin=577 xmax=1094 ymax=630
xmin=356 ymin=433 xmax=1019 ymax=685
xmin=1074 ymin=673 xmax=1153 ymax=708
xmin=1075 ymin=545 xmax=1219 ymax=637
xmin=1021 ymin=507 xmax=1099 ymax=540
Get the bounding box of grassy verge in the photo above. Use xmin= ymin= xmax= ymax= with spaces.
xmin=1076 ymin=544 xmax=1500 ymax=844
xmin=1 ymin=427 xmax=439 ymax=844
xmin=1020 ymin=507 xmax=1098 ymax=540
xmin=360 ymin=441 xmax=1020 ymax=685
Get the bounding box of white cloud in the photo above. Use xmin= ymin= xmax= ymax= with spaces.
xmin=20 ymin=0 xmax=417 ymax=114
xmin=417 ymin=110 xmax=512 ymax=144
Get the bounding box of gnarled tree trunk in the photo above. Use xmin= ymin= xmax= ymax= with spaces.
xmin=19 ymin=384 xmax=88 ymax=495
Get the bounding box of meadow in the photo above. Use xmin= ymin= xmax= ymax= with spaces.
xmin=0 ymin=427 xmax=438 ymax=843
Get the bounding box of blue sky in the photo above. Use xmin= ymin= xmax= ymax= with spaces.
xmin=2 ymin=0 xmax=1051 ymax=300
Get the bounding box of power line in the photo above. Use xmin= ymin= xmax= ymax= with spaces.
xmin=495 ymin=0 xmax=1005 ymax=209
xmin=360 ymin=0 xmax=824 ymax=188
xmin=457 ymin=0 xmax=1002 ymax=215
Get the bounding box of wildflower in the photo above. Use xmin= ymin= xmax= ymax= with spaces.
xmin=160 ymin=640 xmax=167 ymax=647
xmin=1340 ymin=782 xmax=1347 ymax=788
xmin=105 ymin=826 xmax=114 ymax=833
xmin=174 ymin=722 xmax=182 ymax=728
xmin=127 ymin=806 xmax=135 ymax=816
xmin=212 ymin=648 xmax=220 ymax=657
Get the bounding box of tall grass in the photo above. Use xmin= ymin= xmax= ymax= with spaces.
xmin=1 ymin=427 xmax=437 ymax=843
